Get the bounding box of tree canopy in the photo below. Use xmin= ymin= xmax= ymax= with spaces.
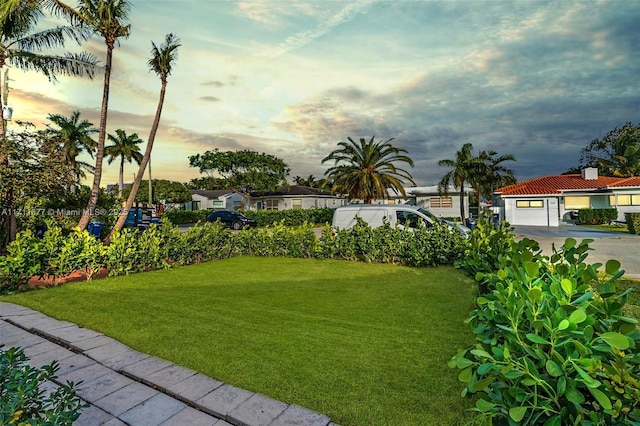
xmin=122 ymin=179 xmax=191 ymax=204
xmin=189 ymin=149 xmax=290 ymax=209
xmin=580 ymin=122 xmax=640 ymax=177
xmin=322 ymin=136 xmax=415 ymax=204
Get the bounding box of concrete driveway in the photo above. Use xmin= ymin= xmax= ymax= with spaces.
xmin=512 ymin=225 xmax=640 ymax=279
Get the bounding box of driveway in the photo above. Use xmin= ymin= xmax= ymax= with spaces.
xmin=512 ymin=225 xmax=640 ymax=279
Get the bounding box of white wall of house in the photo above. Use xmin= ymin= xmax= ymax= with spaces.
xmin=502 ymin=197 xmax=560 ymax=226
xmin=250 ymin=196 xmax=345 ymax=211
xmin=191 ymin=192 xmax=244 ymax=210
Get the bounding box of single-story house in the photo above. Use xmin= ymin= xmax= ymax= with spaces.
xmin=190 ymin=190 xmax=245 ymax=211
xmin=493 ymin=167 xmax=640 ymax=226
xmin=368 ymin=185 xmax=472 ymax=219
xmin=248 ymin=185 xmax=346 ymax=211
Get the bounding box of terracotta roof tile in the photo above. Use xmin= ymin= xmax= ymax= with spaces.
xmin=496 ymin=174 xmax=640 ymax=196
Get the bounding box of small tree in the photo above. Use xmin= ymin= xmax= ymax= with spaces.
xmin=122 ymin=179 xmax=191 ymax=204
xmin=189 ymin=149 xmax=290 ymax=209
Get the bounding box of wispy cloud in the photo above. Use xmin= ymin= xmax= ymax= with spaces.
xmin=257 ymin=0 xmax=375 ymax=58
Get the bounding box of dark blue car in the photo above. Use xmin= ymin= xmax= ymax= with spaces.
xmin=207 ymin=210 xmax=256 ymax=230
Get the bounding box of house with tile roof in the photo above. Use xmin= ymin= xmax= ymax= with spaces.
xmin=493 ymin=168 xmax=640 ymax=226
xmin=190 ymin=189 xmax=245 ymax=210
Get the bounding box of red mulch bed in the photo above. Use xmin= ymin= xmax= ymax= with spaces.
xmin=27 ymin=268 xmax=110 ymax=288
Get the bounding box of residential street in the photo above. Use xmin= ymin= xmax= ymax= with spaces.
xmin=513 ymin=225 xmax=640 ymax=279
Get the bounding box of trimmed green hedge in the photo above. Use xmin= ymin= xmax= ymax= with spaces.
xmin=239 ymin=208 xmax=334 ymax=227
xmin=625 ymin=212 xmax=640 ymax=234
xmin=162 ymin=209 xmax=209 ymax=224
xmin=0 ymin=218 xmax=466 ymax=294
xmin=577 ymin=208 xmax=617 ymax=225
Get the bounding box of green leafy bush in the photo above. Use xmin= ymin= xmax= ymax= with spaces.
xmin=625 ymin=213 xmax=640 ymax=235
xmin=163 ymin=209 xmax=209 ymax=224
xmin=578 ymin=208 xmax=618 ymax=225
xmin=242 ymin=208 xmax=333 ymax=227
xmin=451 ymin=236 xmax=640 ymax=425
xmin=0 ymin=230 xmax=44 ymax=294
xmin=0 ymin=345 xmax=85 ymax=425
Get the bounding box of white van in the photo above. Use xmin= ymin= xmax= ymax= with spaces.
xmin=332 ymin=204 xmax=470 ymax=236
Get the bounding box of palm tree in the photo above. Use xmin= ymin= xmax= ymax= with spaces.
xmin=107 ymin=33 xmax=180 ymax=241
xmin=52 ymin=0 xmax=132 ymax=230
xmin=0 ymin=0 xmax=97 ymax=138
xmin=46 ymin=111 xmax=97 ymax=190
xmin=438 ymin=143 xmax=481 ymax=221
xmin=105 ymin=128 xmax=143 ymax=198
xmin=478 ymin=150 xmax=516 ymax=200
xmin=0 ymin=0 xmax=97 ymax=244
xmin=322 ymin=136 xmax=415 ymax=204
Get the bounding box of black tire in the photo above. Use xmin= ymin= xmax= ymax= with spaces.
xmin=232 ymin=221 xmax=242 ymax=230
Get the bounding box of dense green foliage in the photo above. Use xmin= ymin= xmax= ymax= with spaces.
xmin=122 ymin=179 xmax=192 ymax=204
xmin=452 ymin=219 xmax=640 ymax=425
xmin=2 ymin=257 xmax=477 ymax=425
xmin=241 ymin=207 xmax=333 ymax=226
xmin=625 ymin=213 xmax=640 ymax=234
xmin=1 ymin=346 xmax=84 ymax=425
xmin=578 ymin=208 xmax=618 ymax=225
xmin=580 ymin=122 xmax=640 ymax=177
xmin=0 ymin=218 xmax=466 ymax=294
xmin=162 ymin=209 xmax=209 ymax=224
xmin=188 ymin=149 xmax=290 ymax=208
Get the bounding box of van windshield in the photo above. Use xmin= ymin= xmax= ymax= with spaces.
xmin=416 ymin=208 xmax=439 ymax=221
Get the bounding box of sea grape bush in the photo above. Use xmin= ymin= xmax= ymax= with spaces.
xmin=0 ymin=345 xmax=84 ymax=425
xmin=0 ymin=218 xmax=468 ymax=294
xmin=452 ymin=224 xmax=640 ymax=425
xmin=577 ymin=208 xmax=618 ymax=225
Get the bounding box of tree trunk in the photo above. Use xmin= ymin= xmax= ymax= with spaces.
xmin=78 ymin=43 xmax=114 ymax=230
xmin=148 ymin=156 xmax=152 ymax=206
xmin=0 ymin=67 xmax=16 ymax=244
xmin=459 ymin=183 xmax=466 ymax=221
xmin=118 ymin=158 xmax=124 ymax=198
xmin=106 ymin=82 xmax=166 ymax=243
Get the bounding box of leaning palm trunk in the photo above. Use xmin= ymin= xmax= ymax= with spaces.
xmin=106 ymin=81 xmax=166 ymax=242
xmin=77 ymin=46 xmax=113 ymax=230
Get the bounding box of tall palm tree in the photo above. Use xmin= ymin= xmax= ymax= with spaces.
xmin=105 ymin=128 xmax=143 ymax=198
xmin=0 ymin=0 xmax=97 ymax=244
xmin=438 ymin=143 xmax=480 ymax=221
xmin=107 ymin=33 xmax=180 ymax=241
xmin=322 ymin=136 xmax=415 ymax=204
xmin=51 ymin=0 xmax=132 ymax=229
xmin=46 ymin=111 xmax=97 ymax=190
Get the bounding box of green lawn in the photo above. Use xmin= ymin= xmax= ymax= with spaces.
xmin=2 ymin=257 xmax=477 ymax=426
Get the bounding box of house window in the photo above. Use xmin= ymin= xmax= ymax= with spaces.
xmin=430 ymin=197 xmax=453 ymax=208
xmin=233 ymin=200 xmax=242 ymax=209
xmin=212 ymin=200 xmax=224 ymax=208
xmin=292 ymin=199 xmax=302 ymax=209
xmin=516 ymin=200 xmax=544 ymax=208
xmin=610 ymin=195 xmax=640 ymax=206
xmin=265 ymin=199 xmax=279 ymax=211
xmin=565 ymin=196 xmax=590 ymax=209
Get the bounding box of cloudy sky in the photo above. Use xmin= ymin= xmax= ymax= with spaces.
xmin=11 ymin=0 xmax=640 ymax=187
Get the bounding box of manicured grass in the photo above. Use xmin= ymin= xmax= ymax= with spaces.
xmin=580 ymin=223 xmax=629 ymax=233
xmin=3 ymin=257 xmax=477 ymax=426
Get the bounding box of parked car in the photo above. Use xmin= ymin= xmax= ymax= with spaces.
xmin=207 ymin=210 xmax=257 ymax=230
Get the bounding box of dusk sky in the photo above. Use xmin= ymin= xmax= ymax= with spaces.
xmin=11 ymin=0 xmax=640 ymax=187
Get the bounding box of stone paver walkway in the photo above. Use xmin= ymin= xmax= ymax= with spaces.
xmin=0 ymin=302 xmax=338 ymax=426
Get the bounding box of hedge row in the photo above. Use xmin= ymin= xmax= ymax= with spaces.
xmin=577 ymin=208 xmax=618 ymax=225
xmin=451 ymin=218 xmax=640 ymax=424
xmin=162 ymin=208 xmax=334 ymax=227
xmin=0 ymin=218 xmax=466 ymax=295
xmin=625 ymin=212 xmax=640 ymax=234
